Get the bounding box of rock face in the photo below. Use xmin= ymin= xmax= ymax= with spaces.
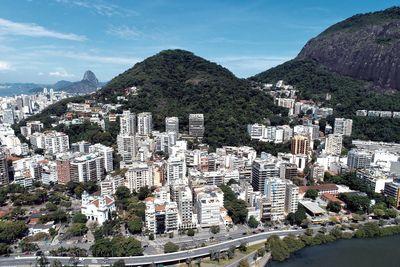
xmin=82 ymin=70 xmax=99 ymax=86
xmin=62 ymin=70 xmax=100 ymax=94
xmin=298 ymin=7 xmax=400 ymax=90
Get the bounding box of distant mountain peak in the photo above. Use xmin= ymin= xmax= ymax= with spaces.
xmin=82 ymin=70 xmax=99 ymax=86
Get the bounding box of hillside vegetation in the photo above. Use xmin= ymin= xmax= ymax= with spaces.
xmin=98 ymin=49 xmax=288 ymax=148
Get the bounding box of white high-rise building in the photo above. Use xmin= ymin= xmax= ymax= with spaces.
xmin=196 ymin=191 xmax=222 ymax=226
xmin=189 ymin=114 xmax=204 ymax=137
xmin=167 ymin=156 xmax=187 ymax=185
xmin=325 ymin=134 xmax=343 ymax=155
xmin=264 ymin=178 xmax=286 ymax=221
xmin=126 ymin=161 xmax=153 ymax=192
xmin=172 ymin=185 xmax=194 ymax=228
xmin=285 ymin=181 xmax=299 ymax=214
xmin=70 ymin=153 xmax=105 ymax=183
xmin=137 ymin=112 xmax=152 ymax=135
xmin=90 ymin=144 xmax=114 ymax=172
xmin=43 ymin=131 xmax=70 ymax=155
xmin=251 ymin=158 xmax=280 ymax=192
xmin=165 ymin=117 xmax=179 ymax=133
xmin=100 ymin=175 xmax=125 ymax=195
xmin=117 ymin=134 xmax=136 ymax=162
xmin=347 ymin=149 xmax=373 ymax=170
xmin=120 ymin=110 xmax=136 ymax=136
xmin=334 ymin=118 xmax=353 ymax=136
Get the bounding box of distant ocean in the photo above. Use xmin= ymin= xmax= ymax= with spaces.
xmin=0 ymin=86 xmax=34 ymax=97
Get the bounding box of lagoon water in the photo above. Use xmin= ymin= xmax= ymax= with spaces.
xmin=267 ymin=235 xmax=400 ymax=267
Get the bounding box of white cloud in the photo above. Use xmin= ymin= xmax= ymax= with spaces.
xmin=0 ymin=61 xmax=13 ymax=71
xmin=0 ymin=18 xmax=86 ymax=41
xmin=55 ymin=0 xmax=137 ymax=17
xmin=107 ymin=25 xmax=142 ymax=40
xmin=49 ymin=68 xmax=75 ymax=78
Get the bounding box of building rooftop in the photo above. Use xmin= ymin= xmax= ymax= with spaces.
xmin=299 ymin=200 xmax=326 ymax=215
xmin=299 ymin=184 xmax=338 ymax=194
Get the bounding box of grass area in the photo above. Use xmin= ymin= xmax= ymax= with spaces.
xmin=201 ymin=241 xmax=266 ymax=266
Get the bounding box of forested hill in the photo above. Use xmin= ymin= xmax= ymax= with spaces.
xmin=99 ymin=49 xmax=288 ymax=148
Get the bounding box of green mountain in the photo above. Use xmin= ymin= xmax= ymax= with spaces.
xmin=99 ymin=49 xmax=287 ymax=148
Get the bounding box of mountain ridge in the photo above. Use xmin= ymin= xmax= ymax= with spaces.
xmin=297 ymin=6 xmax=400 ymax=90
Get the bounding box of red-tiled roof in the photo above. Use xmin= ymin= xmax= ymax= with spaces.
xmin=321 ymin=193 xmax=345 ymax=205
xmin=155 ymin=204 xmax=165 ymax=212
xmin=105 ymin=196 xmax=114 ymax=205
xmin=299 ymin=184 xmax=338 ymax=194
xmin=91 ymin=199 xmax=99 ymax=208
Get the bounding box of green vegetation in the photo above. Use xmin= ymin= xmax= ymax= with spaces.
xmin=98 ymin=49 xmax=287 ymax=149
xmin=252 ymin=59 xmax=400 ymax=142
xmin=90 ymin=236 xmax=143 ymax=257
xmin=127 ymin=218 xmax=143 ymax=234
xmin=304 ymin=189 xmax=319 ymax=200
xmin=210 ymin=225 xmax=220 ymax=235
xmin=325 ymin=172 xmax=395 ymax=211
xmin=321 ymin=7 xmax=400 ymax=36
xmin=72 ymin=213 xmax=87 ymax=224
xmin=164 ymin=241 xmax=179 ymax=253
xmin=49 ymin=246 xmax=88 ymax=257
xmin=67 ymin=223 xmax=88 ymax=237
xmin=248 ymin=216 xmax=259 ymax=228
xmin=54 ymin=122 xmax=115 ymax=147
xmin=0 ymin=221 xmax=27 ymax=243
xmin=219 ymin=185 xmax=248 ymax=224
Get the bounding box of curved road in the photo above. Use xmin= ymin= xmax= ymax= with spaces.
xmin=0 ymin=229 xmax=302 ymax=266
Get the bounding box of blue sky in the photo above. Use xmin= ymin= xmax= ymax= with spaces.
xmin=0 ymin=0 xmax=398 ymax=83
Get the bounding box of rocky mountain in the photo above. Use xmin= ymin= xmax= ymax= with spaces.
xmin=61 ymin=70 xmax=100 ymax=94
xmin=297 ymin=6 xmax=400 ymax=90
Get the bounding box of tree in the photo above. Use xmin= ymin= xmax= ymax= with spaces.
xmin=149 ymin=233 xmax=154 ymax=240
xmin=115 ymin=186 xmax=131 ymax=200
xmin=187 ymin=229 xmax=195 ymax=237
xmin=164 ymin=242 xmax=179 ymax=253
xmin=294 ymin=206 xmax=307 ymax=225
xmin=282 ymin=235 xmax=305 ymax=253
xmin=90 ymin=239 xmax=113 ymax=257
xmin=72 ymin=213 xmax=88 ymax=224
xmin=20 ymin=241 xmax=39 ymax=252
xmin=238 ymin=259 xmax=249 ymax=267
xmin=0 ymin=243 xmax=9 ymax=256
xmin=127 ymin=218 xmax=143 ymax=234
xmin=266 ymin=235 xmax=290 ymax=262
xmin=68 ymin=223 xmax=88 ymax=237
xmin=37 ymin=255 xmax=49 ymax=267
xmin=238 ymin=242 xmax=247 ymax=252
xmin=248 ymin=216 xmax=259 ymax=228
xmin=50 ymin=260 xmax=63 ymax=267
xmin=227 ymin=246 xmax=235 ymax=259
xmin=138 ymin=186 xmax=152 ymax=201
xmin=113 ymin=260 xmax=126 ymax=267
xmin=305 ymin=189 xmax=319 ymax=200
xmin=210 ymin=225 xmax=220 ymax=235
xmin=327 ymin=201 xmax=341 ymax=213
xmin=0 ymin=220 xmax=28 ymax=243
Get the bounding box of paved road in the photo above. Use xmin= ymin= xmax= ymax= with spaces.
xmin=0 ymin=229 xmax=301 ymax=266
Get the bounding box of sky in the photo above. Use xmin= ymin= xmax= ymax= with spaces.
xmin=0 ymin=0 xmax=398 ymax=83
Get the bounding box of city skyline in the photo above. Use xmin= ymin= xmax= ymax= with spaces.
xmin=0 ymin=0 xmax=398 ymax=83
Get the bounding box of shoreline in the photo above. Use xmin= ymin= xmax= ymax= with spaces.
xmin=265 ymin=222 xmax=400 ymax=266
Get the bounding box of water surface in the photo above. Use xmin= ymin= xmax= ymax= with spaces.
xmin=267 ymin=235 xmax=400 ymax=267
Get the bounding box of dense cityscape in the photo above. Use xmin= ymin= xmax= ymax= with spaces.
xmin=1 ymin=1 xmax=400 ymax=267
xmin=0 ymin=76 xmax=398 ymax=266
